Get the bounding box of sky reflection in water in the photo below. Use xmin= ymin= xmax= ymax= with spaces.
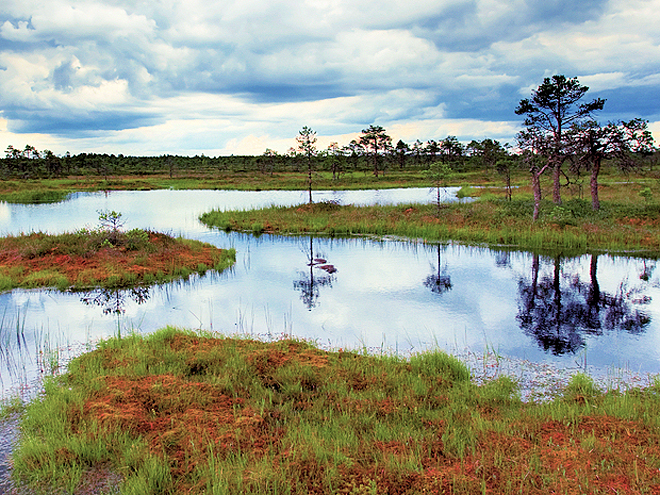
xmin=0 ymin=188 xmax=659 ymax=402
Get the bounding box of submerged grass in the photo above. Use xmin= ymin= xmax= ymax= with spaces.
xmin=10 ymin=328 xmax=660 ymax=494
xmin=0 ymin=231 xmax=236 ymax=291
xmin=200 ymin=194 xmax=660 ymax=257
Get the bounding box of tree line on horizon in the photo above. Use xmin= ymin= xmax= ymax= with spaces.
xmin=2 ymin=75 xmax=657 ymax=211
xmin=1 ymin=132 xmax=518 ymax=179
xmin=288 ymin=75 xmax=657 ymax=212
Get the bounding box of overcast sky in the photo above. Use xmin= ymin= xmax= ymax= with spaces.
xmin=1 ymin=0 xmax=659 ymax=156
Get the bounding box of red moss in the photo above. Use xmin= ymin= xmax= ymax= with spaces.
xmin=62 ymin=335 xmax=660 ymax=494
xmin=0 ymin=232 xmax=230 ymax=288
xmin=426 ymin=415 xmax=660 ymax=494
xmin=82 ymin=373 xmax=274 ymax=478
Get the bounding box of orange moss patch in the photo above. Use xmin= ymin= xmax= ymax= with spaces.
xmin=0 ymin=231 xmax=231 ymax=289
xmin=82 ymin=374 xmax=273 ymax=478
xmin=168 ymin=333 xmax=329 ymax=370
xmin=618 ymin=217 xmax=660 ymax=228
xmin=407 ymin=415 xmax=660 ymax=495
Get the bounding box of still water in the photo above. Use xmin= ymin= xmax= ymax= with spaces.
xmin=0 ymin=187 xmax=659 ymax=403
xmin=1 ymin=187 xmax=660 ymax=490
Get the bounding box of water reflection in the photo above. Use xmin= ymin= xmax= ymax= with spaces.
xmin=517 ymin=254 xmax=651 ymax=355
xmin=293 ymin=237 xmax=337 ymax=310
xmin=0 ymin=191 xmax=659 ymax=394
xmin=424 ymin=244 xmax=452 ymax=295
xmin=639 ymin=260 xmax=656 ymax=282
xmin=9 ymin=189 xmax=660 ymax=492
xmin=80 ymin=286 xmax=151 ymax=315
xmin=494 ymin=250 xmax=512 ymax=268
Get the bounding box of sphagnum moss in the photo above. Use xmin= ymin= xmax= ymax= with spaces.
xmin=10 ymin=328 xmax=660 ymax=494
xmin=0 ymin=231 xmax=236 ymax=292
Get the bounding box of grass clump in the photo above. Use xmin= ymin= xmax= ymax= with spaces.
xmin=23 ymin=269 xmax=70 ymax=290
xmin=0 ymin=231 xmax=236 ymax=292
xmin=11 ymin=328 xmax=660 ymax=494
xmin=201 ymin=194 xmax=660 ymax=256
xmin=0 ymin=186 xmax=71 ymax=204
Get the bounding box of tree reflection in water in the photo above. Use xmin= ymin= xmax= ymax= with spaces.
xmin=293 ymin=237 xmax=336 ymax=310
xmin=517 ymin=254 xmax=651 ymax=355
xmin=81 ymin=286 xmax=150 ymax=315
xmin=424 ymin=243 xmax=452 ymax=295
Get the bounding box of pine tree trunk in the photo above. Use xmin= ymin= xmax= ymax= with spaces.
xmin=532 ymin=170 xmax=542 ymax=221
xmin=591 ymin=157 xmax=601 ymax=211
xmin=552 ymin=157 xmax=562 ymax=204
xmin=308 ymin=155 xmax=313 ymax=204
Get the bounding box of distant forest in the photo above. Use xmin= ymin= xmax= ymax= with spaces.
xmin=2 ymin=134 xmax=658 ymax=180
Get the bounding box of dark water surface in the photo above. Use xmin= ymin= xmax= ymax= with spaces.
xmin=1 ymin=187 xmax=659 ymax=486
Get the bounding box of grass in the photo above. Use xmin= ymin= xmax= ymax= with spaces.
xmin=0 ymin=172 xmax=439 ymax=204
xmin=0 ymin=230 xmax=236 ymax=291
xmin=9 ymin=327 xmax=660 ymax=494
xmin=200 ymin=189 xmax=660 ymax=257
xmin=0 ymin=166 xmax=653 ymax=204
xmin=0 ymin=188 xmax=72 ymax=204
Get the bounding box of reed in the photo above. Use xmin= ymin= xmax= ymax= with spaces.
xmin=10 ymin=328 xmax=660 ymax=494
xmin=201 ymin=197 xmax=660 ymax=256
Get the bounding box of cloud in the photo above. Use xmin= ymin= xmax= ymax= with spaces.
xmin=0 ymin=0 xmax=659 ymax=155
xmin=0 ymin=49 xmax=161 ymax=135
xmin=579 ymin=72 xmax=629 ymax=93
xmin=6 ymin=109 xmax=161 ymax=135
xmin=1 ymin=2 xmax=156 ymax=43
xmin=408 ymin=0 xmax=611 ymax=52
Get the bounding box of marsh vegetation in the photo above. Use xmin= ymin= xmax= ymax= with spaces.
xmin=0 ymin=211 xmax=236 ymax=292
xmin=9 ymin=328 xmax=660 ymax=494
xmin=200 ymin=185 xmax=660 ymax=257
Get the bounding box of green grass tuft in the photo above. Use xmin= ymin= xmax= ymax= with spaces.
xmin=11 ymin=328 xmax=660 ymax=494
xmin=200 ymin=197 xmax=660 ymax=257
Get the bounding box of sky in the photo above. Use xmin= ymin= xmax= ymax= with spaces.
xmin=1 ymin=0 xmax=659 ymax=157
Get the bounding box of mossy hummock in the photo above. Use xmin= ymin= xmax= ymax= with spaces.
xmin=0 ymin=230 xmax=235 ymax=291
xmin=10 ymin=328 xmax=660 ymax=494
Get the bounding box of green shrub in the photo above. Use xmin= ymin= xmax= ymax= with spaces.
xmin=125 ymin=229 xmax=150 ymax=251
xmin=409 ymin=350 xmax=471 ymax=383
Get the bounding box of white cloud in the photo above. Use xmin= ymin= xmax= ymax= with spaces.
xmin=0 ymin=118 xmax=62 ymax=152
xmin=0 ymin=51 xmax=131 ymax=112
xmin=331 ymin=29 xmax=439 ymax=74
xmin=222 ymin=134 xmax=289 ymax=156
xmin=648 ymin=121 xmax=660 ymax=143
xmin=1 ymin=0 xmax=659 ymax=155
xmin=2 ymin=1 xmax=156 ymax=43
xmin=579 ymin=72 xmax=629 ymax=92
xmin=388 ymin=118 xmax=519 ymax=144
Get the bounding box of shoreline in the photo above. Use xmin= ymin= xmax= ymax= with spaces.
xmin=7 ymin=328 xmax=660 ymax=494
